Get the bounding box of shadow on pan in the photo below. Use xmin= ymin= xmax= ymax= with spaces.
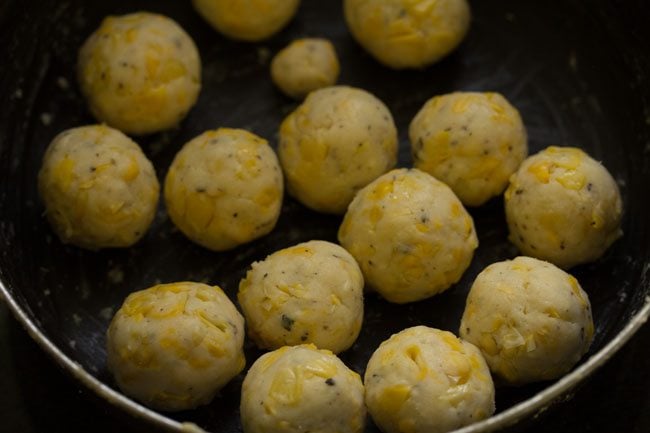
xmin=0 ymin=0 xmax=649 ymax=432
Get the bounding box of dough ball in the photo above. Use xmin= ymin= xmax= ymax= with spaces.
xmin=164 ymin=128 xmax=283 ymax=251
xmin=410 ymin=92 xmax=528 ymax=206
xmin=460 ymin=257 xmax=594 ymax=385
xmin=38 ymin=125 xmax=159 ymax=249
xmin=279 ymin=86 xmax=398 ymax=214
xmin=78 ymin=12 xmax=201 ymax=135
xmin=504 ymin=146 xmax=623 ymax=269
xmin=344 ymin=0 xmax=471 ymax=69
xmin=339 ymin=168 xmax=478 ymax=303
xmin=365 ymin=326 xmax=495 ymax=433
xmin=241 ymin=344 xmax=366 ymax=433
xmin=238 ymin=240 xmax=364 ymax=353
xmin=106 ymin=282 xmax=245 ymax=411
xmin=192 ymin=0 xmax=301 ymax=41
xmin=271 ymin=38 xmax=340 ymax=99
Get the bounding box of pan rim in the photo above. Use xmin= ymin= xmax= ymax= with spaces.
xmin=1 ymin=277 xmax=649 ymax=433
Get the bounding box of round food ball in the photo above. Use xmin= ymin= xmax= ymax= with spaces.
xmin=365 ymin=326 xmax=495 ymax=433
xmin=192 ymin=0 xmax=301 ymax=41
xmin=241 ymin=344 xmax=366 ymax=433
xmin=459 ymin=257 xmax=594 ymax=385
xmin=504 ymin=146 xmax=623 ymax=269
xmin=78 ymin=12 xmax=201 ymax=135
xmin=238 ymin=240 xmax=364 ymax=353
xmin=271 ymin=38 xmax=340 ymax=99
xmin=38 ymin=125 xmax=159 ymax=249
xmin=279 ymin=86 xmax=398 ymax=214
xmin=338 ymin=168 xmax=478 ymax=303
xmin=344 ymin=0 xmax=471 ymax=69
xmin=410 ymin=92 xmax=528 ymax=206
xmin=106 ymin=282 xmax=246 ymax=411
xmin=164 ymin=128 xmax=283 ymax=251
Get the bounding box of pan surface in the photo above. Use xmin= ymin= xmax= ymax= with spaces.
xmin=0 ymin=0 xmax=649 ymax=432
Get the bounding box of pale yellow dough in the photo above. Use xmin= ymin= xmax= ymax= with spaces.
xmin=504 ymin=146 xmax=623 ymax=269
xmin=78 ymin=12 xmax=201 ymax=135
xmin=271 ymin=38 xmax=340 ymax=99
xmin=164 ymin=128 xmax=283 ymax=251
xmin=192 ymin=0 xmax=301 ymax=41
xmin=344 ymin=0 xmax=471 ymax=69
xmin=38 ymin=125 xmax=159 ymax=249
xmin=106 ymin=282 xmax=246 ymax=411
xmin=241 ymin=345 xmax=366 ymax=433
xmin=365 ymin=326 xmax=495 ymax=433
xmin=410 ymin=92 xmax=528 ymax=206
xmin=338 ymin=168 xmax=478 ymax=303
xmin=459 ymin=256 xmax=594 ymax=385
xmin=279 ymin=86 xmax=398 ymax=214
xmin=238 ymin=240 xmax=364 ymax=353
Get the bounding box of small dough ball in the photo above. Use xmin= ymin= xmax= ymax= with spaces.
xmin=238 ymin=240 xmax=364 ymax=353
xmin=344 ymin=0 xmax=471 ymax=69
xmin=38 ymin=125 xmax=159 ymax=249
xmin=410 ymin=92 xmax=528 ymax=206
xmin=339 ymin=168 xmax=478 ymax=303
xmin=78 ymin=13 xmax=201 ymax=135
xmin=106 ymin=282 xmax=246 ymax=411
xmin=279 ymin=86 xmax=398 ymax=214
xmin=271 ymin=38 xmax=340 ymax=99
xmin=241 ymin=345 xmax=366 ymax=433
xmin=164 ymin=128 xmax=283 ymax=251
xmin=365 ymin=326 xmax=495 ymax=433
xmin=459 ymin=256 xmax=594 ymax=385
xmin=192 ymin=0 xmax=301 ymax=41
xmin=504 ymin=146 xmax=623 ymax=269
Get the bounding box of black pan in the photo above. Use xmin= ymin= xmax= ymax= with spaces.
xmin=1 ymin=0 xmax=649 ymax=432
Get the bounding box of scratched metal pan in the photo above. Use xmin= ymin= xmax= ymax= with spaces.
xmin=0 ymin=0 xmax=649 ymax=431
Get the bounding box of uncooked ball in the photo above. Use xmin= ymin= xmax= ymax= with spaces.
xmin=271 ymin=38 xmax=340 ymax=99
xmin=106 ymin=282 xmax=246 ymax=411
xmin=241 ymin=345 xmax=366 ymax=433
xmin=338 ymin=168 xmax=478 ymax=303
xmin=164 ymin=128 xmax=283 ymax=251
xmin=410 ymin=92 xmax=528 ymax=206
xmin=192 ymin=0 xmax=301 ymax=41
xmin=279 ymin=86 xmax=398 ymax=214
xmin=459 ymin=256 xmax=594 ymax=385
xmin=238 ymin=240 xmax=364 ymax=353
xmin=344 ymin=0 xmax=471 ymax=69
xmin=78 ymin=12 xmax=201 ymax=135
xmin=365 ymin=326 xmax=495 ymax=433
xmin=504 ymin=146 xmax=623 ymax=269
xmin=38 ymin=125 xmax=159 ymax=249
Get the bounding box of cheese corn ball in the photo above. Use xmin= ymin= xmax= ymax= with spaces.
xmin=238 ymin=240 xmax=364 ymax=353
xmin=78 ymin=12 xmax=201 ymax=135
xmin=271 ymin=38 xmax=340 ymax=99
xmin=241 ymin=345 xmax=366 ymax=433
xmin=339 ymin=168 xmax=478 ymax=303
xmin=164 ymin=128 xmax=283 ymax=251
xmin=344 ymin=0 xmax=471 ymax=69
xmin=460 ymin=257 xmax=594 ymax=385
xmin=365 ymin=326 xmax=495 ymax=433
xmin=38 ymin=125 xmax=159 ymax=249
xmin=410 ymin=92 xmax=528 ymax=206
xmin=106 ymin=282 xmax=246 ymax=411
xmin=279 ymin=86 xmax=398 ymax=214
xmin=505 ymin=146 xmax=623 ymax=269
xmin=192 ymin=0 xmax=301 ymax=41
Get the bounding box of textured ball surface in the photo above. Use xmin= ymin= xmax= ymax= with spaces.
xmin=78 ymin=12 xmax=201 ymax=135
xmin=107 ymin=282 xmax=246 ymax=411
xmin=460 ymin=256 xmax=594 ymax=385
xmin=38 ymin=124 xmax=159 ymax=249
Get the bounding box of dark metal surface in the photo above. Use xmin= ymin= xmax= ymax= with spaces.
xmin=0 ymin=0 xmax=649 ymax=432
